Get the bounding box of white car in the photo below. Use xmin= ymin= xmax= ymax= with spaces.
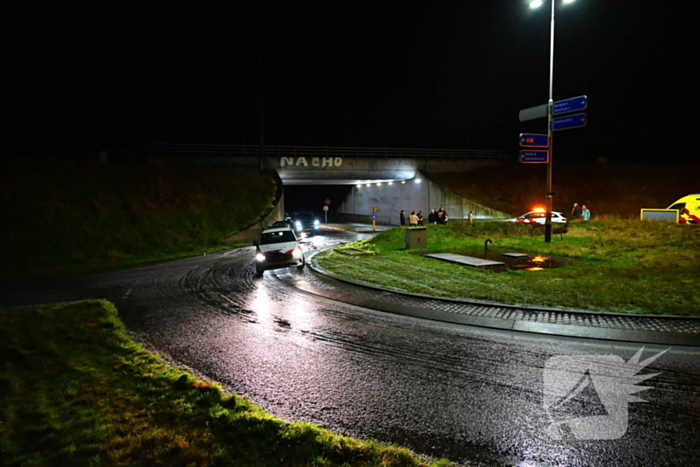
xmin=505 ymin=210 xmax=567 ymax=224
xmin=254 ymin=226 xmax=305 ymax=277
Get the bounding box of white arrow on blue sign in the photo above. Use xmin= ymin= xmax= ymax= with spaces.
xmin=520 ymin=150 xmax=549 ymax=164
xmin=553 ymin=95 xmax=588 ymax=115
xmin=552 ymin=113 xmax=587 ymax=131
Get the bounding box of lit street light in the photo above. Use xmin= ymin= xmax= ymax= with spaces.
xmin=529 ymin=0 xmax=577 ymax=242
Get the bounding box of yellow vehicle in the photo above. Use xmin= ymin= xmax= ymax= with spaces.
xmin=668 ymin=194 xmax=700 ymax=224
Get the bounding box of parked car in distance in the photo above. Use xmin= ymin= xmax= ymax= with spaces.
xmin=292 ymin=211 xmax=320 ymax=235
xmin=269 ymin=217 xmax=294 ymax=229
xmin=254 ymin=226 xmax=305 ymax=277
xmin=505 ymin=210 xmax=567 ymax=224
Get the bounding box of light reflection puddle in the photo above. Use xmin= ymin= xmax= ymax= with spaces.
xmin=248 ymin=271 xmax=324 ymax=336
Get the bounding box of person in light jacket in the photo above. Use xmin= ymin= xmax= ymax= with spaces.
xmin=582 ymin=205 xmax=591 ymax=221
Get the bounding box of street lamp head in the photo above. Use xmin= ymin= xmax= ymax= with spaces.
xmin=530 ymin=0 xmax=576 ymax=7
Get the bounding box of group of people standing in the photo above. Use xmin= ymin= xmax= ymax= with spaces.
xmin=571 ymin=202 xmax=591 ymax=221
xmin=400 ymin=207 xmax=448 ymax=226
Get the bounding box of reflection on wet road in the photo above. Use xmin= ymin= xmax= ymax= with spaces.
xmin=1 ymin=228 xmax=699 ymax=466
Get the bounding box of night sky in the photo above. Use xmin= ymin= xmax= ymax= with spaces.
xmin=5 ymin=1 xmax=697 ymax=163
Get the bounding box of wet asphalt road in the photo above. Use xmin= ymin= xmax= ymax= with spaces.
xmin=1 ymin=229 xmax=699 ymax=466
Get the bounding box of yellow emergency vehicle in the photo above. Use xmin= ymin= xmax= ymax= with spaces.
xmin=668 ymin=194 xmax=700 ymax=224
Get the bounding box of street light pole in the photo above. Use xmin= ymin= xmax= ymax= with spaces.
xmin=530 ymin=0 xmax=578 ymax=241
xmin=532 ymin=0 xmax=572 ymax=241
xmin=544 ymin=0 xmax=556 ymax=243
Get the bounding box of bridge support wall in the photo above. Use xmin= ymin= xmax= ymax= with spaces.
xmin=337 ymin=171 xmax=511 ymax=225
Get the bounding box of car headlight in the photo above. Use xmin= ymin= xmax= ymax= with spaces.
xmin=295 ymin=221 xmax=302 ymax=228
xmin=255 ymin=253 xmax=266 ymax=262
xmin=313 ymin=220 xmax=320 ymax=226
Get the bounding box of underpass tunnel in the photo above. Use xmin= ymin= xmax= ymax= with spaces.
xmin=281 ymin=171 xmax=511 ymax=227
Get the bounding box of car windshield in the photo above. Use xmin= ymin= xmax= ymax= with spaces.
xmin=294 ymin=212 xmax=315 ymax=221
xmin=259 ymin=230 xmax=296 ymax=245
xmin=669 ymin=203 xmax=685 ymax=211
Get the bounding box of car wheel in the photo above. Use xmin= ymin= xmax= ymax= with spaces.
xmin=254 ymin=267 xmax=264 ymax=278
xmin=297 ymin=257 xmax=306 ymax=271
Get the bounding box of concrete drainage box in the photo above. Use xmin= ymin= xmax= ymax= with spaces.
xmin=426 ymin=253 xmax=505 ymax=268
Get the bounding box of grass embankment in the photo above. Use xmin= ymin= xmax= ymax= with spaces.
xmin=0 ymin=300 xmax=451 ymax=467
xmin=315 ymin=220 xmax=700 ymax=316
xmin=0 ymin=157 xmax=278 ymax=281
xmin=432 ymin=162 xmax=700 ymax=218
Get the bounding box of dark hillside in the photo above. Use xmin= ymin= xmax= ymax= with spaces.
xmin=432 ymin=162 xmax=699 ymax=218
xmin=1 ymin=157 xmax=277 ymax=280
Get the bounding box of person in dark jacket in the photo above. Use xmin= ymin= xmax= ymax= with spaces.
xmin=417 ymin=211 xmax=424 ymax=226
xmin=572 ymin=203 xmax=583 ymax=220
xmin=428 ymin=209 xmax=437 ymax=224
xmin=436 ymin=207 xmax=447 ymax=225
xmin=400 ymin=210 xmax=406 ymax=226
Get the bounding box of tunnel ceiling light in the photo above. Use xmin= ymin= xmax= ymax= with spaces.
xmin=401 ymin=181 xmax=406 ymax=184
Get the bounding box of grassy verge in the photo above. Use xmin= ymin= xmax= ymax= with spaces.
xmin=314 ymin=220 xmax=700 ymax=316
xmin=0 ymin=300 xmax=452 ymax=467
xmin=431 ymin=162 xmax=700 ymax=218
xmin=1 ymin=157 xmax=278 ymax=281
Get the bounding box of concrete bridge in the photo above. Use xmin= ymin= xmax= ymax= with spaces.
xmin=146 ymin=143 xmax=506 ymax=185
xmin=129 ymin=144 xmax=512 ymax=225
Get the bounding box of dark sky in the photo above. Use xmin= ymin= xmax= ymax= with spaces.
xmin=4 ymin=1 xmax=697 ymax=163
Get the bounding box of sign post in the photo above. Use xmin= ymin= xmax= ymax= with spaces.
xmin=323 ymin=199 xmax=331 ymax=223
xmin=518 ymin=94 xmax=589 ymax=243
xmin=369 ymin=206 xmax=379 ymax=231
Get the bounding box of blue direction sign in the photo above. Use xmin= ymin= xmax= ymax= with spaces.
xmin=520 ymin=150 xmax=549 ymax=164
xmin=520 ymin=133 xmax=549 ymax=148
xmin=552 ymin=113 xmax=587 ymax=131
xmin=553 ymin=95 xmax=588 ymax=115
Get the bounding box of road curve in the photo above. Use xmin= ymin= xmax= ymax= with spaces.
xmin=1 ymin=229 xmax=699 ymax=466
